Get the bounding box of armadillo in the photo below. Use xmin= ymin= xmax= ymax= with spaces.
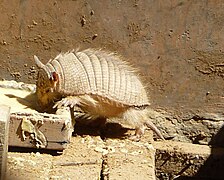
xmin=34 ymin=49 xmax=164 ymax=140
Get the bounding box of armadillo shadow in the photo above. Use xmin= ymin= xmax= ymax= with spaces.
xmin=5 ymin=92 xmax=40 ymax=112
xmin=0 ymin=85 xmax=39 ymax=113
xmin=74 ymin=119 xmax=131 ymax=139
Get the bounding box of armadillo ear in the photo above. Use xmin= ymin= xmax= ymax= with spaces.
xmin=34 ymin=55 xmax=45 ymax=68
xmin=50 ymin=72 xmax=59 ymax=89
xmin=51 ymin=72 xmax=59 ymax=82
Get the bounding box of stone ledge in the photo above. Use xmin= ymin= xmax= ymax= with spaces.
xmin=154 ymin=141 xmax=224 ymax=179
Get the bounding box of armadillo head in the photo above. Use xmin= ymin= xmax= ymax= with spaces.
xmin=34 ymin=55 xmax=61 ymax=112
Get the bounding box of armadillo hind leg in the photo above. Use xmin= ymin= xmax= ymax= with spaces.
xmin=122 ymin=107 xmax=165 ymax=140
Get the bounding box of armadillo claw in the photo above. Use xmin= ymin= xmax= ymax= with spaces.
xmin=128 ymin=125 xmax=146 ymax=141
xmin=53 ymin=100 xmax=63 ymax=109
xmin=128 ymin=135 xmax=141 ymax=142
xmin=53 ymin=96 xmax=80 ymax=109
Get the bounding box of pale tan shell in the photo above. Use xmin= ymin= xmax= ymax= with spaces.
xmin=41 ymin=49 xmax=149 ymax=107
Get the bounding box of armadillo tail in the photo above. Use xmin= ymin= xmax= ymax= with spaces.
xmin=145 ymin=121 xmax=165 ymax=140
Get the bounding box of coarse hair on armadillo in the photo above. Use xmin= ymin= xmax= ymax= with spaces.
xmin=42 ymin=48 xmax=150 ymax=107
xmin=35 ymin=49 xmax=165 ymax=140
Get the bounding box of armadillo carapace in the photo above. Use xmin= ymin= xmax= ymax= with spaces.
xmin=34 ymin=49 xmax=164 ymax=140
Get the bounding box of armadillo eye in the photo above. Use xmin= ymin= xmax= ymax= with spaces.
xmin=45 ymin=88 xmax=53 ymax=93
xmin=45 ymin=89 xmax=50 ymax=93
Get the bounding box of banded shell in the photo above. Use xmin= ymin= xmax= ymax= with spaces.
xmin=37 ymin=49 xmax=149 ymax=107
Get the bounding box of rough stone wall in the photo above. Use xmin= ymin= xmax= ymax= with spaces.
xmin=0 ymin=0 xmax=223 ymax=119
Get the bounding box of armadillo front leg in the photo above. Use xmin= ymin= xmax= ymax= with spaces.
xmin=53 ymin=96 xmax=81 ymax=109
xmin=54 ymin=95 xmax=98 ymax=127
xmin=54 ymin=96 xmax=82 ymax=127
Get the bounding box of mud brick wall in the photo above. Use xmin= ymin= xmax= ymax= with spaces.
xmin=0 ymin=1 xmax=223 ymax=122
